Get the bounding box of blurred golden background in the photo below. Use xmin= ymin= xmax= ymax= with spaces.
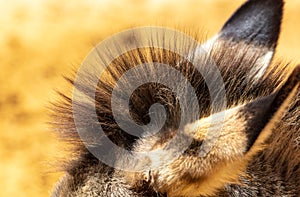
xmin=0 ymin=0 xmax=299 ymax=196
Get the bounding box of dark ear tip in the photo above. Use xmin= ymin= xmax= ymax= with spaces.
xmin=220 ymin=0 xmax=284 ymax=48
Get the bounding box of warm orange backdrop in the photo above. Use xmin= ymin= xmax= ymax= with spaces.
xmin=0 ymin=1 xmax=299 ymax=196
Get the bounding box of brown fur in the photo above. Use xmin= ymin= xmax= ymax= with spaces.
xmin=50 ymin=1 xmax=299 ymax=196
xmin=50 ymin=38 xmax=299 ymax=196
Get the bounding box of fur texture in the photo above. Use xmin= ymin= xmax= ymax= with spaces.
xmin=51 ymin=0 xmax=299 ymax=196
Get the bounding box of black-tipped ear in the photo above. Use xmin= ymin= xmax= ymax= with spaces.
xmin=220 ymin=0 xmax=284 ymax=48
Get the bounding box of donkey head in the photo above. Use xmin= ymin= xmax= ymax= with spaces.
xmin=125 ymin=0 xmax=293 ymax=196
xmin=52 ymin=0 xmax=300 ymax=197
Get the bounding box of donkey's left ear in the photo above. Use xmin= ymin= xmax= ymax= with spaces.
xmin=220 ymin=0 xmax=284 ymax=49
xmin=201 ymin=0 xmax=284 ymax=81
xmin=203 ymin=0 xmax=284 ymax=51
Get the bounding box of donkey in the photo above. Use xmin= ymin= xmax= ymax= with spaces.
xmin=51 ymin=0 xmax=300 ymax=196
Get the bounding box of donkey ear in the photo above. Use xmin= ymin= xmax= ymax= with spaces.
xmin=220 ymin=0 xmax=284 ymax=49
xmin=200 ymin=0 xmax=284 ymax=82
xmin=242 ymin=65 xmax=299 ymax=151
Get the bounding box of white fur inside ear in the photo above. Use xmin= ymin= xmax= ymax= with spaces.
xmin=194 ymin=34 xmax=219 ymax=56
xmin=249 ymin=51 xmax=274 ymax=82
xmin=192 ymin=35 xmax=274 ymax=85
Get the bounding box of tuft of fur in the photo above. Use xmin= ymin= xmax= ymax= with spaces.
xmin=50 ymin=0 xmax=300 ymax=196
xmin=50 ymin=36 xmax=298 ymax=196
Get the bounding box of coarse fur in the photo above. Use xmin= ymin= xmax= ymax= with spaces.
xmin=51 ymin=0 xmax=300 ymax=196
